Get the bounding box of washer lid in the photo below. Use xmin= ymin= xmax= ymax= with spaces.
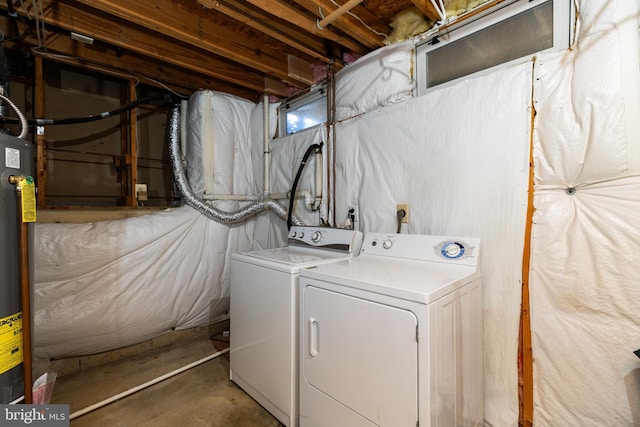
xmin=300 ymin=256 xmax=481 ymax=304
xmin=233 ymin=246 xmax=357 ymax=272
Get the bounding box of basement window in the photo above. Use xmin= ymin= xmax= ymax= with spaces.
xmin=415 ymin=0 xmax=574 ymax=94
xmin=279 ymin=86 xmax=327 ymax=136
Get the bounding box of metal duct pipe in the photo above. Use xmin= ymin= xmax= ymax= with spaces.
xmin=168 ymin=104 xmax=303 ymax=226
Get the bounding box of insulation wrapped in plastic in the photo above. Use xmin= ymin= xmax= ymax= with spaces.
xmin=169 ymin=104 xmax=303 ymax=225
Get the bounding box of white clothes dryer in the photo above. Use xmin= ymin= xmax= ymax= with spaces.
xmin=298 ymin=232 xmax=483 ymax=427
xmin=230 ymin=226 xmax=363 ymax=427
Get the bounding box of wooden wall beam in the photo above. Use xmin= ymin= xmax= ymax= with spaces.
xmin=34 ymin=56 xmax=47 ymax=208
xmin=128 ymin=81 xmax=138 ymax=207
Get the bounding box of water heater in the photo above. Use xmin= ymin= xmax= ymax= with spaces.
xmin=0 ymin=132 xmax=32 ymax=404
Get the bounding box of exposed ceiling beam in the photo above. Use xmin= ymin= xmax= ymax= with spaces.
xmin=70 ymin=0 xmax=309 ymax=86
xmin=18 ymin=30 xmax=258 ymax=100
xmin=410 ymin=0 xmax=442 ymax=22
xmin=244 ymin=0 xmax=369 ymax=54
xmin=295 ymin=0 xmax=388 ymax=48
xmin=197 ymin=0 xmax=339 ymax=66
xmin=2 ymin=0 xmax=285 ymax=96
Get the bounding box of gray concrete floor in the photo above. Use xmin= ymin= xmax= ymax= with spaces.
xmin=50 ymin=330 xmax=284 ymax=427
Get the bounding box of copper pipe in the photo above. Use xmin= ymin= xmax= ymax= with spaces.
xmin=10 ymin=176 xmax=33 ymax=404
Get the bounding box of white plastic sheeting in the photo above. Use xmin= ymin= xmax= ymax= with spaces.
xmin=531 ymin=1 xmax=640 ymax=425
xmin=34 ymin=91 xmax=270 ymax=359
xmin=35 ymin=207 xmax=230 ymax=359
xmin=334 ymin=40 xmax=414 ymax=121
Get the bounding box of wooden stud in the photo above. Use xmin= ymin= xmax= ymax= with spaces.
xmin=128 ymin=80 xmax=139 ymax=207
xmin=34 ymin=56 xmax=47 ymax=208
xmin=519 ymin=65 xmax=536 ymax=427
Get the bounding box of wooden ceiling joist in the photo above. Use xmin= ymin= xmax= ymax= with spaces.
xmin=410 ymin=0 xmax=444 ymax=22
xmin=1 ymin=0 xmax=430 ymax=100
xmin=244 ymin=0 xmax=369 ymax=54
xmin=1 ymin=1 xmax=282 ymax=96
xmin=295 ymin=0 xmax=388 ymax=49
xmin=70 ymin=0 xmax=311 ymax=86
xmin=197 ymin=0 xmax=337 ymax=65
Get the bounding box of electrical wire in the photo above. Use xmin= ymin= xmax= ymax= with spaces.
xmin=328 ymin=0 xmax=387 ymax=39
xmin=29 ymin=49 xmax=190 ymax=100
xmin=0 ymin=93 xmax=28 ymax=138
xmin=0 ymin=94 xmax=174 ymax=127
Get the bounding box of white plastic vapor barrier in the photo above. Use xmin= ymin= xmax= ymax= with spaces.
xmin=333 ymin=62 xmax=533 ymax=425
xmin=334 ymin=40 xmax=414 ymax=121
xmin=34 ymin=90 xmax=272 ymax=359
xmin=530 ymin=1 xmax=640 ymax=425
xmin=34 ymin=207 xmax=230 ymax=359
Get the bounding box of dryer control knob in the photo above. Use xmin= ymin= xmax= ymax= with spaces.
xmin=382 ymin=239 xmax=393 ymax=249
xmin=291 ymin=231 xmax=297 ymax=238
xmin=299 ymin=232 xmax=305 ymax=238
xmin=442 ymin=241 xmax=465 ymax=258
xmin=312 ymin=231 xmax=322 ymax=243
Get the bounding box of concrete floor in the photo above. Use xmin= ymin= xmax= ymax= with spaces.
xmin=49 ymin=327 xmax=284 ymax=427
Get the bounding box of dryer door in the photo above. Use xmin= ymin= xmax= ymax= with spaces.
xmin=302 ymin=285 xmax=418 ymax=426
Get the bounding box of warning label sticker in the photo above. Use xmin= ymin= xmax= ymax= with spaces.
xmin=0 ymin=312 xmax=23 ymax=375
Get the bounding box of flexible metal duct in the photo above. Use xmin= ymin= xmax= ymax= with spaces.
xmin=168 ymin=104 xmax=303 ymax=225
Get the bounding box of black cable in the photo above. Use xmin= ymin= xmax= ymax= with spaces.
xmin=287 ymin=142 xmax=323 ymax=230
xmin=0 ymin=94 xmax=175 ymax=126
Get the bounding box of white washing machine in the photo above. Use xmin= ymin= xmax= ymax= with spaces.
xmin=298 ymin=232 xmax=483 ymax=427
xmin=230 ymin=226 xmax=363 ymax=427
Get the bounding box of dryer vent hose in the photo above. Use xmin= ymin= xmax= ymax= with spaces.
xmin=168 ymin=103 xmax=304 ymax=226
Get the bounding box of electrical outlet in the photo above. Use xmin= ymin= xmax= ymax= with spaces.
xmin=135 ymin=184 xmax=148 ymax=201
xmin=396 ymin=203 xmax=409 ymax=223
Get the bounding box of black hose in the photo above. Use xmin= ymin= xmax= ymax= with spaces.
xmin=287 ymin=142 xmax=323 ymax=230
xmin=0 ymin=94 xmax=175 ymax=126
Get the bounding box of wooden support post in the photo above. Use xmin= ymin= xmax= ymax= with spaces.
xmin=35 ymin=56 xmax=46 ymax=208
xmin=128 ymin=80 xmax=138 ymax=206
xmin=519 ymin=69 xmax=536 ymax=427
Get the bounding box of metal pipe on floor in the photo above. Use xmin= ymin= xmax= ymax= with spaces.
xmin=69 ymin=348 xmax=230 ymax=420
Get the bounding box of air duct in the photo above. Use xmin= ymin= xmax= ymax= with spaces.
xmin=168 ymin=104 xmax=303 ymax=225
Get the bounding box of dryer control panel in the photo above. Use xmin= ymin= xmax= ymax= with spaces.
xmin=360 ymin=233 xmax=480 ymax=266
xmin=288 ymin=226 xmax=363 ymax=254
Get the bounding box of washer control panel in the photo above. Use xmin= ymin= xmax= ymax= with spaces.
xmin=288 ymin=226 xmax=363 ymax=254
xmin=361 ymin=233 xmax=479 ymax=265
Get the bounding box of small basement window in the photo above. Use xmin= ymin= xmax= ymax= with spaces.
xmin=279 ymin=86 xmax=327 ymax=136
xmin=416 ymin=0 xmax=573 ymax=94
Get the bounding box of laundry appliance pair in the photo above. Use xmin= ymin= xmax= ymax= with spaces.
xmin=230 ymin=226 xmax=483 ymax=427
